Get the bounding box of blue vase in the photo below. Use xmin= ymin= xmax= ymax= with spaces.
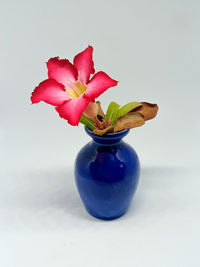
xmin=74 ymin=127 xmax=140 ymax=220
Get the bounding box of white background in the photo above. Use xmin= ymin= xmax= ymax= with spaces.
xmin=0 ymin=0 xmax=200 ymax=266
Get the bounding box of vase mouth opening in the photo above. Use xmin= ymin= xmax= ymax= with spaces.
xmin=84 ymin=126 xmax=130 ymax=143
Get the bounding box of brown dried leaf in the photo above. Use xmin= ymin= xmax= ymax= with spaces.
xmin=93 ymin=126 xmax=114 ymax=136
xmin=135 ymin=102 xmax=158 ymax=121
xmin=96 ymin=101 xmax=105 ymax=118
xmin=114 ymin=112 xmax=145 ymax=132
xmin=106 ymin=126 xmax=114 ymax=133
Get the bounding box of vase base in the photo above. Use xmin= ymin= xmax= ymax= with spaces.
xmin=87 ymin=209 xmax=128 ymax=221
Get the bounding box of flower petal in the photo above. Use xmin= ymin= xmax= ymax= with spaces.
xmin=55 ymin=96 xmax=89 ymax=126
xmin=84 ymin=71 xmax=118 ymax=102
xmin=47 ymin=57 xmax=78 ymax=88
xmin=73 ymin=46 xmax=95 ymax=84
xmin=31 ymin=79 xmax=69 ymax=106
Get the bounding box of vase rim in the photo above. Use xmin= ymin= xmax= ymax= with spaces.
xmin=84 ymin=126 xmax=130 ymax=142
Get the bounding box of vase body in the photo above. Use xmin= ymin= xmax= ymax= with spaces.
xmin=74 ymin=127 xmax=140 ymax=220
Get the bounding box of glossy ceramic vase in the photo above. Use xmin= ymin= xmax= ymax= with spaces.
xmin=74 ymin=127 xmax=140 ymax=220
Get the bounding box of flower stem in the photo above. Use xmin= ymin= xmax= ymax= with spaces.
xmin=94 ymin=116 xmax=104 ymax=129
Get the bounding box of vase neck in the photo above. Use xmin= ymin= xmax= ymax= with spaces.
xmin=85 ymin=127 xmax=129 ymax=144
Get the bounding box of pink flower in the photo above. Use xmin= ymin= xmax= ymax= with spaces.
xmin=31 ymin=46 xmax=118 ymax=126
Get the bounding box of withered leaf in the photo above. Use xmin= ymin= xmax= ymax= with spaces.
xmin=135 ymin=102 xmax=158 ymax=121
xmin=114 ymin=112 xmax=145 ymax=132
xmin=96 ymin=101 xmax=105 ymax=118
xmin=93 ymin=126 xmax=114 ymax=136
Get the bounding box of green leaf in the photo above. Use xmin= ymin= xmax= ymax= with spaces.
xmin=116 ymin=102 xmax=142 ymax=120
xmin=105 ymin=102 xmax=120 ymax=126
xmin=80 ymin=114 xmax=95 ymax=130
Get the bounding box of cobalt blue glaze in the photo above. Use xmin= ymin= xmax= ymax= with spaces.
xmin=74 ymin=127 xmax=140 ymax=220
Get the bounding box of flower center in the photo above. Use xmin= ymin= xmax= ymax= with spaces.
xmin=67 ymin=81 xmax=87 ymax=99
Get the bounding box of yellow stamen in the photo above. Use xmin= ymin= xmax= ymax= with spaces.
xmin=67 ymin=81 xmax=87 ymax=99
xmin=67 ymin=89 xmax=79 ymax=99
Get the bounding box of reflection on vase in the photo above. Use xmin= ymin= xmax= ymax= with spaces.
xmin=90 ymin=146 xmax=125 ymax=183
